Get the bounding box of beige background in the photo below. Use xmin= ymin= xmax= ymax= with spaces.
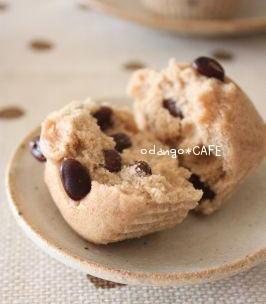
xmin=0 ymin=0 xmax=266 ymax=303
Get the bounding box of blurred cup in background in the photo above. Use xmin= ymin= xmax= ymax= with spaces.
xmin=142 ymin=0 xmax=243 ymax=19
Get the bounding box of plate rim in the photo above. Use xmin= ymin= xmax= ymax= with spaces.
xmin=5 ymin=127 xmax=266 ymax=286
xmin=86 ymin=0 xmax=266 ymax=36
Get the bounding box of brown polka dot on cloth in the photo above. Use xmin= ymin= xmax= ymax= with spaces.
xmin=77 ymin=2 xmax=91 ymax=10
xmin=0 ymin=106 xmax=25 ymax=119
xmin=87 ymin=275 xmax=126 ymax=289
xmin=211 ymin=49 xmax=234 ymax=61
xmin=122 ymin=60 xmax=146 ymax=71
xmin=0 ymin=2 xmax=8 ymax=11
xmin=29 ymin=39 xmax=54 ymax=51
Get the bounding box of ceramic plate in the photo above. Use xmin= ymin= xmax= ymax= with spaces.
xmin=86 ymin=0 xmax=266 ymax=36
xmin=6 ymin=98 xmax=266 ymax=286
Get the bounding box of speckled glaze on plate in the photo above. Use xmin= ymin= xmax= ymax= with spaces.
xmin=5 ymin=99 xmax=266 ymax=286
xmin=86 ymin=0 xmax=266 ymax=36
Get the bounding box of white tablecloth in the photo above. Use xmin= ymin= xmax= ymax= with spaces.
xmin=0 ymin=1 xmax=265 ymax=303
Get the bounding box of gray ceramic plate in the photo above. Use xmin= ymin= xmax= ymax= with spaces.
xmin=5 ymin=99 xmax=266 ymax=286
